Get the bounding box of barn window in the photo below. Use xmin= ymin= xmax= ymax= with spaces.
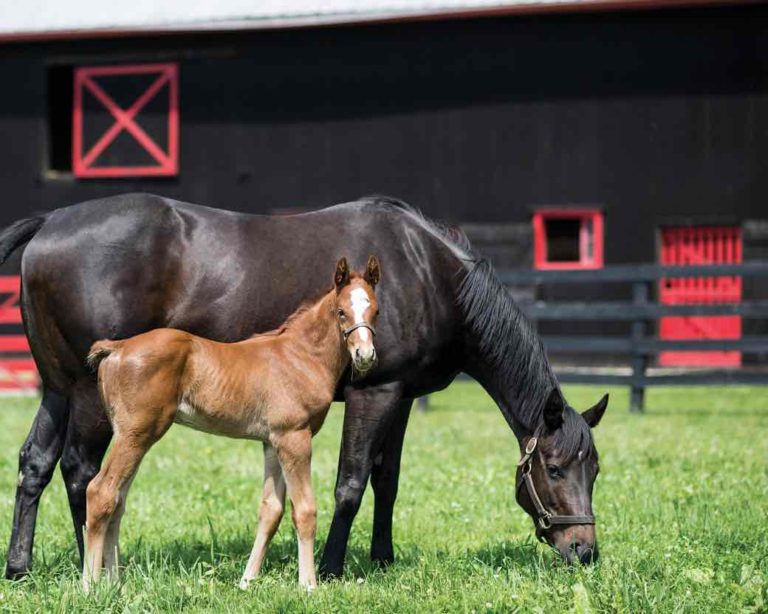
xmin=72 ymin=63 xmax=179 ymax=178
xmin=47 ymin=65 xmax=75 ymax=174
xmin=533 ymin=209 xmax=604 ymax=270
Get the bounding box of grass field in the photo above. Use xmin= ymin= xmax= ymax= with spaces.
xmin=0 ymin=383 xmax=765 ymax=612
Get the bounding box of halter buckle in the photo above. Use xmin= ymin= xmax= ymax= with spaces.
xmin=538 ymin=512 xmax=552 ymax=530
xmin=525 ymin=437 xmax=538 ymax=455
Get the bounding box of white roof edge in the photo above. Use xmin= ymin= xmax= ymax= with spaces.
xmin=0 ymin=0 xmax=748 ymax=43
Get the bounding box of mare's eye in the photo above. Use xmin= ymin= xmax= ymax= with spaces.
xmin=337 ymin=309 xmax=345 ymax=319
xmin=546 ymin=465 xmax=562 ymax=480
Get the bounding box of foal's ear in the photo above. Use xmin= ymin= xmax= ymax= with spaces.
xmin=364 ymin=255 xmax=381 ymax=288
xmin=543 ymin=388 xmax=565 ymax=430
xmin=582 ymin=393 xmax=609 ymax=428
xmin=334 ymin=257 xmax=350 ymax=290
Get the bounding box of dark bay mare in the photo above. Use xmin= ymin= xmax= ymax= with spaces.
xmin=0 ymin=193 xmax=609 ymax=579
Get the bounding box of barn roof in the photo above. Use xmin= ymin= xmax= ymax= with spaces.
xmin=0 ymin=0 xmax=749 ymax=42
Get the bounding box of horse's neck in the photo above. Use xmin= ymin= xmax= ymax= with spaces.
xmin=467 ymin=339 xmax=556 ymax=441
xmin=279 ymin=292 xmax=348 ymax=381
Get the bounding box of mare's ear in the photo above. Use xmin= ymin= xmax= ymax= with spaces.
xmin=543 ymin=388 xmax=565 ymax=431
xmin=364 ymin=255 xmax=381 ymax=288
xmin=582 ymin=393 xmax=609 ymax=428
xmin=334 ymin=257 xmax=350 ymax=290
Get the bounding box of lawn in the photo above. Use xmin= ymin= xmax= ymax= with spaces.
xmin=0 ymin=383 xmax=765 ymax=612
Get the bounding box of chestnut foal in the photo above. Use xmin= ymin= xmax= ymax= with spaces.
xmin=83 ymin=256 xmax=380 ymax=591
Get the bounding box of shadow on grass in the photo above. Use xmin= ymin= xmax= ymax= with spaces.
xmin=0 ymin=532 xmax=552 ymax=588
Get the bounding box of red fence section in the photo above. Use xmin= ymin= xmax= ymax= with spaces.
xmin=659 ymin=226 xmax=742 ymax=367
xmin=0 ymin=276 xmax=38 ymax=393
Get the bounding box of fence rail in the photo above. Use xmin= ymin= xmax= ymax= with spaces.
xmin=502 ymin=261 xmax=768 ymax=411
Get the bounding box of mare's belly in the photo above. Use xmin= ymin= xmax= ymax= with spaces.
xmin=173 ymin=399 xmax=269 ymax=440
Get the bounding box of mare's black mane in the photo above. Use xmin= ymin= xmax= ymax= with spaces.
xmin=363 ymin=195 xmax=594 ymax=461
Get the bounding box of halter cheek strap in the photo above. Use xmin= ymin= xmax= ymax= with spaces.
xmin=342 ymin=322 xmax=376 ymax=339
xmin=516 ymin=427 xmax=595 ymax=536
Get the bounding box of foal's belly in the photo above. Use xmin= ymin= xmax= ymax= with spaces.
xmin=173 ymin=399 xmax=270 ymax=441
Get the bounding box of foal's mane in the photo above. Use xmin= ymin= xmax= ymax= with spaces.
xmin=249 ymin=273 xmax=365 ymax=339
xmin=363 ymin=195 xmax=593 ymax=460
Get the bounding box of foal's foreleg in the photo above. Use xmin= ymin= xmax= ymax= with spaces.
xmin=83 ymin=436 xmax=149 ymax=590
xmin=274 ymin=429 xmax=316 ymax=590
xmin=239 ymin=444 xmax=286 ymax=589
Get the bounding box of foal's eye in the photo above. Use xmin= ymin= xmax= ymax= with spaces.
xmin=546 ymin=465 xmax=562 ymax=480
xmin=337 ymin=309 xmax=346 ymax=319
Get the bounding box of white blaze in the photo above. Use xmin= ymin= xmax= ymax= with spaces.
xmin=349 ymin=288 xmax=371 ymax=343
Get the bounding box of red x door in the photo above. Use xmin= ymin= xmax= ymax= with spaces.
xmin=72 ymin=63 xmax=179 ymax=177
xmin=659 ymin=226 xmax=742 ymax=367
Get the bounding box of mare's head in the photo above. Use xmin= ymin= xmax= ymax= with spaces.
xmin=515 ymin=389 xmax=609 ymax=565
xmin=333 ymin=256 xmax=380 ymax=375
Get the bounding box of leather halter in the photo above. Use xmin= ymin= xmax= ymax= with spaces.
xmin=342 ymin=322 xmax=376 ymax=339
xmin=516 ymin=426 xmax=595 ymax=537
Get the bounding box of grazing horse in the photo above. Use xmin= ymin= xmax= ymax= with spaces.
xmin=1 ymin=194 xmax=608 ymax=579
xmin=84 ymin=257 xmax=380 ymax=590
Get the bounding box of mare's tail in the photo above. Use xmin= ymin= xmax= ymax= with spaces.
xmin=0 ymin=216 xmax=47 ymax=265
xmin=87 ymin=340 xmax=124 ymax=371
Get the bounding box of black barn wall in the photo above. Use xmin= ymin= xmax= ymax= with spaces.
xmin=0 ymin=3 xmax=766 ymax=277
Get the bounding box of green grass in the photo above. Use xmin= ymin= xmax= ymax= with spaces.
xmin=0 ymin=383 xmax=765 ymax=612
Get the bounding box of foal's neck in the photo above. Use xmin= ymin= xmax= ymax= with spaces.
xmin=279 ymin=291 xmax=348 ymax=381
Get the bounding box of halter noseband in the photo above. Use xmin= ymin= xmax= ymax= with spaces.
xmin=342 ymin=322 xmax=377 ymax=339
xmin=516 ymin=426 xmax=595 ymax=538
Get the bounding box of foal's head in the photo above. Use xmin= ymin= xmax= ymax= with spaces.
xmin=332 ymin=256 xmax=381 ymax=375
xmin=515 ymin=389 xmax=609 ymax=565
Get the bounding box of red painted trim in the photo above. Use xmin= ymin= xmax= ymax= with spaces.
xmin=0 ymin=276 xmax=38 ymax=391
xmin=532 ymin=208 xmax=604 ymax=270
xmin=72 ymin=63 xmax=179 ymax=178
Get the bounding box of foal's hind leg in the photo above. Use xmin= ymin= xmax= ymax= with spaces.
xmin=83 ymin=435 xmax=151 ymax=590
xmin=273 ymin=429 xmax=316 ymax=590
xmin=239 ymin=444 xmax=286 ymax=589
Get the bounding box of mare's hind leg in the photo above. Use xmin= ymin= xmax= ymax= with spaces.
xmin=273 ymin=429 xmax=316 ymax=590
xmin=83 ymin=434 xmax=151 ymax=590
xmin=6 ymin=387 xmax=69 ymax=580
xmin=239 ymin=443 xmax=286 ymax=589
xmin=370 ymin=397 xmax=413 ymax=567
xmin=60 ymin=381 xmax=112 ymax=566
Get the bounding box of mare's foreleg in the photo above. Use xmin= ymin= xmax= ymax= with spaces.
xmin=273 ymin=429 xmax=316 ymax=590
xmin=239 ymin=443 xmax=286 ymax=589
xmin=60 ymin=382 xmax=112 ymax=566
xmin=370 ymin=398 xmax=413 ymax=567
xmin=6 ymin=387 xmax=69 ymax=580
xmin=319 ymin=382 xmax=404 ymax=579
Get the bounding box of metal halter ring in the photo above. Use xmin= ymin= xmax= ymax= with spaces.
xmin=342 ymin=322 xmax=377 ymax=339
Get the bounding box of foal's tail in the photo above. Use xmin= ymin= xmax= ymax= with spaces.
xmin=87 ymin=340 xmax=124 ymax=371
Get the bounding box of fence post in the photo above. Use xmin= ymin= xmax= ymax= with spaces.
xmin=630 ymin=280 xmax=649 ymax=412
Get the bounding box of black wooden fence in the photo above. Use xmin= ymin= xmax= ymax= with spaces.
xmin=497 ymin=261 xmax=768 ymax=412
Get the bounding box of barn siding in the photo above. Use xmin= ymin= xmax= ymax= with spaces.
xmin=0 ymin=4 xmax=766 ymax=274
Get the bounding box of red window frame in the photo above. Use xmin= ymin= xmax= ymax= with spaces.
xmin=72 ymin=63 xmax=179 ymax=178
xmin=533 ymin=208 xmax=604 ymax=270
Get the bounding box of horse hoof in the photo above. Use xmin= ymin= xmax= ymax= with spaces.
xmin=5 ymin=563 xmax=30 ymax=581
xmin=318 ymin=567 xmax=343 ymax=581
xmin=238 ymin=578 xmax=250 ymax=591
xmin=371 ymin=554 xmax=395 ymax=569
